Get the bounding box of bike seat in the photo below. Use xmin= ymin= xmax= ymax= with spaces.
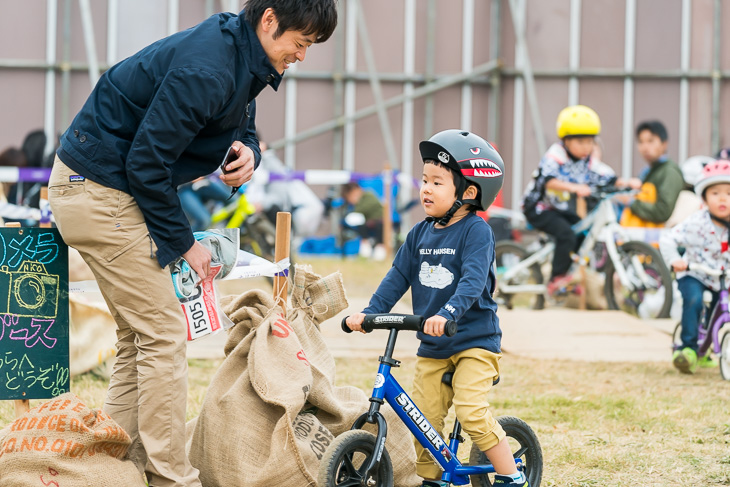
xmin=441 ymin=371 xmax=500 ymax=387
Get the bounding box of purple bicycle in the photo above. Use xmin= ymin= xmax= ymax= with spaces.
xmin=672 ymin=262 xmax=730 ymax=380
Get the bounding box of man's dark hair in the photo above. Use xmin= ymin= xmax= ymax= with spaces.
xmin=636 ymin=120 xmax=668 ymax=142
xmin=244 ymin=0 xmax=338 ymax=43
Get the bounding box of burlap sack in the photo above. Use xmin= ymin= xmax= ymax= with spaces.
xmin=69 ymin=295 xmax=117 ymax=378
xmin=0 ymin=393 xmax=145 ymax=487
xmin=187 ymin=264 xmax=419 ymax=487
xmin=68 ymin=247 xmax=117 ymax=378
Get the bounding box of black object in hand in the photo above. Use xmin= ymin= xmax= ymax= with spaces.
xmin=220 ymin=146 xmax=240 ymax=199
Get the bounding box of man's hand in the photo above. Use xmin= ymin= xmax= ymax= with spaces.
xmin=671 ymin=259 xmax=688 ymax=272
xmin=182 ymin=241 xmax=212 ymax=283
xmin=423 ymin=315 xmax=447 ymax=337
xmin=219 ymin=142 xmax=255 ymax=188
xmin=346 ymin=313 xmax=366 ymax=334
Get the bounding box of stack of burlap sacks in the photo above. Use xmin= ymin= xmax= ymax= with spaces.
xmin=0 ymin=393 xmax=146 ymax=486
xmin=0 ymin=264 xmax=419 ymax=486
xmin=186 ymin=264 xmax=420 ymax=487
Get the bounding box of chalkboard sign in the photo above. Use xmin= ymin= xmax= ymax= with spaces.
xmin=0 ymin=228 xmax=69 ymax=400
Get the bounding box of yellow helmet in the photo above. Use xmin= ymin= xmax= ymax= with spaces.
xmin=556 ymin=105 xmax=601 ymax=139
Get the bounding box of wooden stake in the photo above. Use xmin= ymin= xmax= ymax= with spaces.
xmin=382 ymin=163 xmax=393 ymax=259
xmin=578 ymin=259 xmax=587 ymax=311
xmin=14 ymin=398 xmax=30 ymax=417
xmin=273 ymin=212 xmax=291 ymax=314
xmin=576 ymin=196 xmax=587 ymax=219
xmin=40 ymin=187 xmax=52 ymax=228
xmin=4 ymin=222 xmax=30 ymax=416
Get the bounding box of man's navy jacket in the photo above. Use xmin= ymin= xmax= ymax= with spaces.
xmin=57 ymin=11 xmax=282 ymax=268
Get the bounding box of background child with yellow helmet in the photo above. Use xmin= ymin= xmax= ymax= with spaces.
xmin=521 ymin=105 xmax=637 ymax=296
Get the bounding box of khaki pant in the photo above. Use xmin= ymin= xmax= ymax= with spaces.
xmin=49 ymin=157 xmax=202 ymax=487
xmin=411 ymin=348 xmax=506 ymax=480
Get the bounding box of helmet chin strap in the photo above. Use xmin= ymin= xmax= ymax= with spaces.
xmin=426 ymin=200 xmax=463 ymax=226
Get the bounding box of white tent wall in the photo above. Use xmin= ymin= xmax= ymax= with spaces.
xmin=1 ymin=0 xmax=729 ymax=213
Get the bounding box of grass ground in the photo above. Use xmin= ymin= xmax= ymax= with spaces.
xmin=1 ymin=257 xmax=729 ymax=486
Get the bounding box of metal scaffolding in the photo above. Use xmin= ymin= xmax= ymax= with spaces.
xmin=0 ymin=0 xmax=727 ymax=210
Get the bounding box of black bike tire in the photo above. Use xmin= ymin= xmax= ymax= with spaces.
xmin=495 ymin=241 xmax=545 ymax=311
xmin=317 ymin=430 xmax=394 ymax=487
xmin=468 ymin=415 xmax=543 ymax=487
xmin=603 ymin=240 xmax=673 ymax=319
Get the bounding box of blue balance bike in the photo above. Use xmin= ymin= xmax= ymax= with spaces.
xmin=317 ymin=314 xmax=543 ymax=487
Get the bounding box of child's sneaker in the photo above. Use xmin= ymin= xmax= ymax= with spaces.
xmin=546 ymin=274 xmax=572 ymax=297
xmin=672 ymin=347 xmax=698 ymax=374
xmin=493 ymin=474 xmax=529 ymax=486
xmin=698 ymin=354 xmax=718 ymax=368
xmin=421 ymin=481 xmax=449 ymax=487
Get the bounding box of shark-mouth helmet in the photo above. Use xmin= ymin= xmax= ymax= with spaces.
xmin=419 ymin=129 xmax=505 ymax=213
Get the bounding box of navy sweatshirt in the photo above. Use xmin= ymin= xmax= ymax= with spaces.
xmin=363 ymin=212 xmax=501 ymax=359
xmin=57 ymin=11 xmax=281 ymax=268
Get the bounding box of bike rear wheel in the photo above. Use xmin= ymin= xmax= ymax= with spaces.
xmin=469 ymin=415 xmax=543 ymax=487
xmin=604 ymin=241 xmax=672 ymax=319
xmin=318 ymin=430 xmax=393 ymax=487
xmin=495 ymin=241 xmax=545 ymax=310
xmin=720 ymin=331 xmax=730 ymax=381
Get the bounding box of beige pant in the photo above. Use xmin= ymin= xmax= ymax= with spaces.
xmin=49 ymin=157 xmax=201 ymax=487
xmin=411 ymin=348 xmax=506 ymax=480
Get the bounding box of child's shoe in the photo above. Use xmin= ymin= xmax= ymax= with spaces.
xmin=672 ymin=347 xmax=698 ymax=374
xmin=420 ymin=481 xmax=449 ymax=487
xmin=546 ymin=274 xmax=572 ymax=297
xmin=493 ymin=474 xmax=529 ymax=486
xmin=697 ymin=354 xmax=718 ymax=368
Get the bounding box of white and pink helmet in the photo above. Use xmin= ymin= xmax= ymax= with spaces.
xmin=694 ymin=159 xmax=730 ymax=197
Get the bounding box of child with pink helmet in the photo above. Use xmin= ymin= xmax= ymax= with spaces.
xmin=660 ymin=159 xmax=730 ymax=373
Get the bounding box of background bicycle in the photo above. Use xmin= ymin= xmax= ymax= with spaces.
xmin=670 ymin=263 xmax=730 ymax=380
xmin=495 ymin=186 xmax=673 ymax=319
xmin=209 ymin=191 xmax=289 ymax=286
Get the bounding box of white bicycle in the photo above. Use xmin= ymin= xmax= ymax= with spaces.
xmin=495 ymin=187 xmax=673 ymax=319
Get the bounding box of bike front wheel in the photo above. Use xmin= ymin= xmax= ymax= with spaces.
xmin=604 ymin=241 xmax=672 ymax=319
xmin=495 ymin=241 xmax=545 ymax=311
xmin=469 ymin=415 xmax=543 ymax=487
xmin=720 ymin=331 xmax=730 ymax=381
xmin=672 ymin=322 xmax=683 ymax=351
xmin=317 ymin=430 xmax=394 ymax=487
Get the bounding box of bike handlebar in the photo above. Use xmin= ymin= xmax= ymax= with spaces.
xmin=341 ymin=314 xmax=458 ymax=337
xmin=687 ymin=262 xmax=730 ymax=278
xmin=589 ymin=185 xmax=633 ymax=199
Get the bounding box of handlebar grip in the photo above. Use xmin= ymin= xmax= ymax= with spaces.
xmin=362 ymin=314 xmax=424 ymax=333
xmin=444 ymin=320 xmax=458 ymax=337
xmin=341 ymin=314 xmax=458 ymax=337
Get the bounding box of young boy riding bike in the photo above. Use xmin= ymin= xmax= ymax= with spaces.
xmin=521 ymin=105 xmax=635 ymax=296
xmin=660 ymin=159 xmax=730 ymax=374
xmin=345 ymin=130 xmax=527 ymax=486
